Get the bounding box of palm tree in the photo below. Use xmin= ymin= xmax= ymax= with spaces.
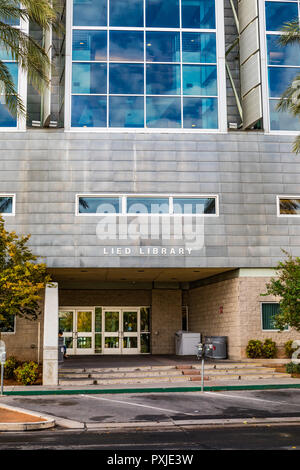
xmin=276 ymin=20 xmax=300 ymax=153
xmin=0 ymin=0 xmax=61 ymax=119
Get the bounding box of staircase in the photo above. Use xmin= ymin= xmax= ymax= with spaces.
xmin=58 ymin=362 xmax=291 ymax=386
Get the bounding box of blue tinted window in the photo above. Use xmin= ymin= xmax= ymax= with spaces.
xmin=268 ymin=67 xmax=299 ymax=97
xmin=182 ymin=0 xmax=215 ymax=29
xmin=0 ymin=44 xmax=14 ymax=61
xmin=127 ymin=198 xmax=169 ymax=214
xmin=5 ymin=63 xmax=18 ymax=89
xmin=109 ymin=96 xmax=144 ymax=127
xmin=146 ymin=0 xmax=179 ymax=28
xmin=173 ymin=197 xmax=216 ymax=214
xmin=73 ymin=0 xmax=107 ymax=26
xmin=72 ymin=63 xmax=107 ymax=94
xmin=183 ymin=97 xmax=218 ymax=128
xmin=110 ymin=0 xmax=143 ymax=26
xmin=72 ymin=96 xmax=107 ymax=127
xmin=267 ymin=34 xmax=300 ymax=66
xmin=110 ymin=31 xmax=144 ymax=62
xmin=0 ymin=197 xmax=13 ymax=214
xmin=269 ymin=99 xmax=300 ymax=130
xmin=265 ymin=1 xmax=298 ymax=31
xmin=183 ymin=65 xmax=217 ymax=96
xmin=110 ymin=64 xmax=144 ymax=94
xmin=147 ymin=64 xmax=181 ymax=95
xmin=146 ymin=32 xmax=180 ymax=62
xmin=146 ymin=97 xmax=181 ymax=128
xmin=72 ymin=30 xmax=107 ymax=61
xmin=79 ymin=197 xmax=121 ymax=214
xmin=182 ymin=33 xmax=216 ymax=63
xmin=0 ymin=101 xmax=17 ymax=127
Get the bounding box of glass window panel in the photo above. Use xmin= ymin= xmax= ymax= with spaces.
xmin=105 ymin=337 xmax=119 ymax=348
xmin=73 ymin=0 xmax=107 ymax=26
xmin=0 ymin=315 xmax=15 ymax=333
xmin=0 ymin=99 xmax=17 ymax=127
xmin=183 ymin=65 xmax=217 ymax=96
xmin=77 ymin=337 xmax=92 ymax=348
xmin=140 ymin=307 xmax=150 ymax=332
xmin=72 ymin=63 xmax=107 ymax=94
xmin=95 ymin=333 xmax=102 ymax=353
xmin=123 ymin=337 xmax=138 ymax=349
xmin=64 ymin=337 xmax=73 ymax=349
xmin=269 ymin=99 xmax=300 ymax=131
xmin=265 ymin=1 xmax=298 ymax=31
xmin=0 ymin=196 xmax=13 ymax=213
xmin=72 ymin=30 xmax=107 ymax=61
xmin=146 ymin=32 xmax=180 ymax=63
xmin=110 ymin=63 xmax=144 ymax=94
xmin=58 ymin=311 xmax=73 ymax=333
xmin=105 ymin=312 xmax=120 ymax=332
xmin=146 ymin=96 xmax=181 ymax=128
xmin=109 ymin=96 xmax=144 ymax=128
xmin=279 ymin=198 xmax=300 ymax=215
xmin=261 ymin=303 xmax=288 ymax=330
xmin=110 ymin=31 xmax=144 ymax=62
xmin=183 ymin=97 xmax=218 ymax=129
xmin=182 ymin=0 xmax=216 ymax=29
xmin=267 ymin=34 xmax=300 ymax=66
xmin=95 ymin=307 xmax=102 ymax=332
xmin=123 ymin=311 xmax=138 ymax=332
xmin=77 ymin=311 xmax=92 ymax=332
xmin=141 ymin=333 xmax=150 ymax=353
xmin=268 ymin=67 xmax=299 ymax=97
xmin=110 ymin=0 xmax=143 ymax=27
xmin=78 ymin=196 xmax=121 ymax=214
xmin=71 ymin=95 xmax=107 ymax=127
xmin=146 ymin=64 xmax=181 ymax=95
xmin=127 ymin=197 xmax=169 ymax=214
xmin=146 ymin=0 xmax=179 ymax=28
xmin=182 ymin=32 xmax=216 ymax=64
xmin=3 ymin=63 xmax=18 ymax=89
xmin=173 ymin=197 xmax=216 ymax=214
xmin=0 ymin=44 xmax=14 ymax=61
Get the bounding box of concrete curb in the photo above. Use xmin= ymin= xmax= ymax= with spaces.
xmin=0 ymin=403 xmax=55 ymax=431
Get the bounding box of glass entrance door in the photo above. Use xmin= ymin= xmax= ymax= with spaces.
xmin=59 ymin=308 xmax=94 ymax=355
xmin=103 ymin=309 xmax=140 ymax=354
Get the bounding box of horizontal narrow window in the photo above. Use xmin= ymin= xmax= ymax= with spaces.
xmin=173 ymin=197 xmax=216 ymax=214
xmin=0 ymin=196 xmax=14 ymax=214
xmin=78 ymin=197 xmax=121 ymax=214
xmin=279 ymin=197 xmax=300 ymax=215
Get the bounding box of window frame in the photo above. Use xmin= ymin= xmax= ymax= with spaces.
xmin=0 ymin=315 xmax=16 ymax=334
xmin=260 ymin=301 xmax=290 ymax=331
xmin=76 ymin=193 xmax=219 ymax=216
xmin=277 ymin=194 xmax=300 ymax=217
xmin=65 ymin=0 xmax=227 ymax=132
xmin=0 ymin=194 xmax=16 ymax=216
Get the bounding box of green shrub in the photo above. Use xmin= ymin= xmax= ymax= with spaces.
xmin=262 ymin=338 xmax=277 ymax=359
xmin=246 ymin=340 xmax=263 ymax=358
xmin=286 ymin=362 xmax=300 ymax=375
xmin=3 ymin=356 xmax=19 ymax=379
xmin=14 ymin=361 xmax=39 ymax=385
xmin=284 ymin=340 xmax=297 ymax=359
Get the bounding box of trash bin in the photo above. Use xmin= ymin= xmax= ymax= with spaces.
xmin=175 ymin=331 xmax=201 ymax=355
xmin=205 ymin=336 xmax=227 ymax=359
xmin=58 ymin=336 xmax=64 ymax=364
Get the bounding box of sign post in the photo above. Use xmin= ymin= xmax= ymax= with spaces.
xmin=0 ymin=340 xmax=6 ymax=396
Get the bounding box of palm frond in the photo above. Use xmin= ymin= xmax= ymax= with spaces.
xmin=277 ymin=73 xmax=300 ymax=117
xmin=292 ymin=134 xmax=300 ymax=154
xmin=0 ymin=60 xmax=26 ymax=117
xmin=279 ymin=20 xmax=300 ymax=46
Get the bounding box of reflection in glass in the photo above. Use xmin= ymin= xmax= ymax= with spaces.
xmin=0 ymin=44 xmax=14 ymax=61
xmin=141 ymin=334 xmax=150 ymax=353
xmin=105 ymin=312 xmax=120 ymax=332
xmin=95 ymin=334 xmax=102 ymax=353
xmin=147 ymin=64 xmax=181 ymax=95
xmin=0 ymin=100 xmax=17 ymax=127
xmin=72 ymin=63 xmax=107 ymax=94
xmin=146 ymin=96 xmax=181 ymax=128
xmin=77 ymin=311 xmax=92 ymax=333
xmin=279 ymin=199 xmax=300 ymax=215
xmin=265 ymin=1 xmax=298 ymax=31
xmin=269 ymin=99 xmax=300 ymax=131
xmin=73 ymin=0 xmax=107 ymax=26
xmin=110 ymin=31 xmax=144 ymax=62
xmin=146 ymin=32 xmax=180 ymax=62
xmin=110 ymin=0 xmax=143 ymax=27
xmin=59 ymin=311 xmax=73 ymax=333
xmin=0 ymin=197 xmax=13 ymax=214
xmin=182 ymin=32 xmax=216 ymax=63
xmin=183 ymin=97 xmax=218 ymax=129
xmin=127 ymin=197 xmax=169 ymax=214
xmin=268 ymin=67 xmax=299 ymax=97
xmin=109 ymin=96 xmax=144 ymax=128
xmin=146 ymin=0 xmax=179 ymax=28
xmin=140 ymin=308 xmax=150 ymax=331
xmin=77 ymin=337 xmax=92 ymax=349
xmin=173 ymin=197 xmax=216 ymax=214
xmin=110 ymin=64 xmax=144 ymax=94
xmin=72 ymin=30 xmax=107 ymax=61
xmin=95 ymin=307 xmax=102 ymax=332
xmin=267 ymin=34 xmax=300 ymax=66
xmin=64 ymin=337 xmax=73 ymax=349
xmin=105 ymin=337 xmax=119 ymax=348
xmin=123 ymin=337 xmax=138 ymax=349
xmin=123 ymin=312 xmax=138 ymax=332
xmin=71 ymin=96 xmax=107 ymax=127
xmin=78 ymin=196 xmax=121 ymax=214
xmin=182 ymin=0 xmax=215 ymax=29
xmin=183 ymin=65 xmax=217 ymax=96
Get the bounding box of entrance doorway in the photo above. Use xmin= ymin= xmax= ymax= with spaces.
xmin=58 ymin=306 xmax=151 ymax=355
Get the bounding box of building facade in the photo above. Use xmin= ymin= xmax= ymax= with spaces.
xmin=1 ymin=0 xmax=300 ymax=384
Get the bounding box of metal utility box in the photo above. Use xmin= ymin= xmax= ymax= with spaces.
xmin=175 ymin=331 xmax=201 ymax=355
xmin=204 ymin=336 xmax=228 ymax=359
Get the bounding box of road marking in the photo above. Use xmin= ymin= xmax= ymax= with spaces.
xmin=82 ymin=394 xmax=193 ymax=416
xmin=205 ymin=392 xmax=300 ymax=408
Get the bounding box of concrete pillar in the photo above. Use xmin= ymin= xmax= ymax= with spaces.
xmin=42 ymin=283 xmax=59 ymax=386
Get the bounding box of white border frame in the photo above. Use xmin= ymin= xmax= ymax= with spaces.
xmin=64 ymin=0 xmax=227 ymax=133
xmin=260 ymin=301 xmax=290 ymax=332
xmin=0 ymin=193 xmax=16 ymax=216
xmin=277 ymin=194 xmax=300 ymax=217
xmin=75 ymin=193 xmax=220 ymax=217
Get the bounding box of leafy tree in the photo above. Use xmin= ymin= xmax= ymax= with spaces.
xmin=0 ymin=215 xmax=52 ymax=335
xmin=0 ymin=0 xmax=62 ymax=118
xmin=262 ymin=251 xmax=300 ymax=331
